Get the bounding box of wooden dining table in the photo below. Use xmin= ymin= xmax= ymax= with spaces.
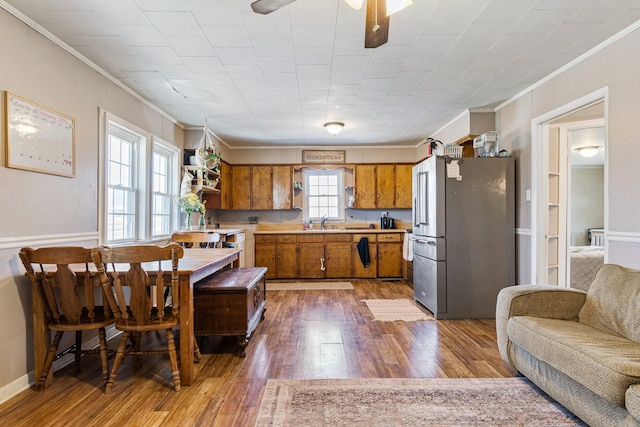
xmin=32 ymin=247 xmax=241 ymax=388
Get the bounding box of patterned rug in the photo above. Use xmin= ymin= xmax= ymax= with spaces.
xmin=254 ymin=378 xmax=586 ymax=426
xmin=362 ymin=298 xmax=434 ymax=321
xmin=268 ymin=281 xmax=354 ymax=290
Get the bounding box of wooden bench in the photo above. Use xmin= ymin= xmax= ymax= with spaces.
xmin=193 ymin=267 xmax=267 ymax=357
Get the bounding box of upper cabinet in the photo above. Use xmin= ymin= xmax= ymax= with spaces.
xmin=272 ymin=165 xmax=293 ymax=210
xmin=355 ymin=164 xmax=413 ymax=209
xmin=226 ymin=165 xmax=293 ymax=210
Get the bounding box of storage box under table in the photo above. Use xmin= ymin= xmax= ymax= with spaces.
xmin=193 ymin=266 xmax=267 ymax=357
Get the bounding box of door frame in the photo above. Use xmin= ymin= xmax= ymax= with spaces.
xmin=530 ymin=87 xmax=609 ymax=285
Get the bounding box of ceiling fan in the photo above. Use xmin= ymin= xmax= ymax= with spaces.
xmin=251 ymin=0 xmax=411 ymax=48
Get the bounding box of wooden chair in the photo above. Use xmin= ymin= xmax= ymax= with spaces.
xmin=171 ymin=231 xmax=221 ymax=248
xmin=91 ymin=243 xmax=195 ymax=393
xmin=18 ymin=246 xmax=115 ymax=390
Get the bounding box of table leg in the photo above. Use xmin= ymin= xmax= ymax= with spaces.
xmin=179 ymin=275 xmax=194 ymax=385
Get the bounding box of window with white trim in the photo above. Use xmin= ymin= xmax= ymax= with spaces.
xmin=106 ymin=125 xmax=139 ymax=243
xmin=103 ymin=115 xmax=179 ymax=244
xmin=151 ymin=145 xmax=174 ymax=238
xmin=304 ymin=169 xmax=344 ymax=220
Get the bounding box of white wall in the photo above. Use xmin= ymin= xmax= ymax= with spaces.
xmin=0 ymin=9 xmax=184 ymax=400
xmin=495 ymin=24 xmax=640 ymax=279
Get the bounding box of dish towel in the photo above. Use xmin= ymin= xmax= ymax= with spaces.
xmin=403 ymin=232 xmax=414 ymax=261
xmin=357 ymin=237 xmax=370 ymax=267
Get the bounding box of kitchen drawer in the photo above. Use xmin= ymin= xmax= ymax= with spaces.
xmin=254 ymin=234 xmax=275 ymax=243
xmin=298 ymin=234 xmax=324 ymax=243
xmin=276 ymin=234 xmax=297 ymax=243
xmin=378 ymin=233 xmax=401 ymax=242
xmin=353 ymin=233 xmax=376 ymax=242
xmin=325 ymin=234 xmax=352 ymax=242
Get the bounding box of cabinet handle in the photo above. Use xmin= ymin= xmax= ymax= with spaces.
xmin=320 ymin=257 xmax=325 ymax=271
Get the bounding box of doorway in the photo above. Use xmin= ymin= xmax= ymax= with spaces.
xmin=530 ymin=88 xmax=608 ymax=286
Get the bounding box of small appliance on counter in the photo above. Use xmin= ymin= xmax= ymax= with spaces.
xmin=380 ymin=212 xmax=395 ymax=229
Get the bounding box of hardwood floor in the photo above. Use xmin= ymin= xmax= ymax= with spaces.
xmin=0 ymin=279 xmax=518 ymax=426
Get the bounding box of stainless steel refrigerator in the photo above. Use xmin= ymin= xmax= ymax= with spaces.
xmin=412 ymin=156 xmax=515 ymax=319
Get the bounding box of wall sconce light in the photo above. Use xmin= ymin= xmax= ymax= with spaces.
xmin=575 ymin=146 xmax=603 ymax=158
xmin=324 ymin=122 xmax=344 ymax=136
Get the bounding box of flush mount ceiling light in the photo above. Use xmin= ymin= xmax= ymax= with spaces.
xmin=345 ymin=0 xmax=412 ymax=15
xmin=575 ymin=146 xmax=603 ymax=158
xmin=324 ymin=122 xmax=344 ymax=136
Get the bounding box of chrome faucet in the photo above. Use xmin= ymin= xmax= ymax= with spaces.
xmin=320 ymin=215 xmax=328 ymax=230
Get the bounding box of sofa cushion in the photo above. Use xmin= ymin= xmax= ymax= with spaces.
xmin=508 ymin=316 xmax=640 ymax=407
xmin=578 ymin=264 xmax=640 ymax=343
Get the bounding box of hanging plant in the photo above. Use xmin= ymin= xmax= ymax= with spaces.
xmin=196 ymin=122 xmax=222 ymax=172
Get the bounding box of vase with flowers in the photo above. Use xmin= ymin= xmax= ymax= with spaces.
xmin=177 ymin=192 xmax=205 ymax=230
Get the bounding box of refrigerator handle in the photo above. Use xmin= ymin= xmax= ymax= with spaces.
xmin=414 ymin=238 xmax=436 ymax=246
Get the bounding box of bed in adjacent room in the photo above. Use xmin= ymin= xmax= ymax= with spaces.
xmin=569 ymin=245 xmax=604 ymax=291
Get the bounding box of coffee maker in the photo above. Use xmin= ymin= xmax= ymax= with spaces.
xmin=380 ymin=212 xmax=395 ymax=229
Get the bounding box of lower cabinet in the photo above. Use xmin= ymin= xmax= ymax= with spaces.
xmin=377 ymin=233 xmax=403 ymax=278
xmin=254 ymin=235 xmax=276 ymax=279
xmin=353 ymin=233 xmax=377 ymax=278
xmin=325 ymin=234 xmax=353 ymax=278
xmin=298 ymin=234 xmax=324 ymax=278
xmin=275 ymin=235 xmax=297 ymax=278
xmin=254 ymin=232 xmax=404 ymax=279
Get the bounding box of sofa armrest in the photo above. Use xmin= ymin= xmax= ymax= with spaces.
xmin=495 ymin=285 xmax=587 ymax=367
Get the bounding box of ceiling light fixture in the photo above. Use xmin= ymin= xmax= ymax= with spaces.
xmin=345 ymin=0 xmax=411 ymax=15
xmin=345 ymin=0 xmax=363 ymax=9
xmin=576 ymin=146 xmax=602 ymax=158
xmin=385 ymin=0 xmax=412 ymax=16
xmin=324 ymin=122 xmax=344 ymax=136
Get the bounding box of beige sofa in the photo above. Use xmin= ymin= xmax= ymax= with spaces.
xmin=496 ymin=264 xmax=640 ymax=427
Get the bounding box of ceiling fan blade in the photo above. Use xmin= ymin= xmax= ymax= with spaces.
xmin=365 ymin=0 xmax=390 ymax=48
xmin=251 ymin=0 xmax=298 ymax=15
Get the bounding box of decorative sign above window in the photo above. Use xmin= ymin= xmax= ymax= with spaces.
xmin=5 ymin=92 xmax=75 ymax=177
xmin=302 ymin=150 xmax=345 ymax=164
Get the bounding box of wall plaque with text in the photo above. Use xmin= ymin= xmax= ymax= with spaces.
xmin=302 ymin=150 xmax=345 ymax=164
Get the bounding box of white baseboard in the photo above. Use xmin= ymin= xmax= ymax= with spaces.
xmin=0 ymin=326 xmax=121 ymax=404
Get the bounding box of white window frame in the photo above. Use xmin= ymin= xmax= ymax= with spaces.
xmin=303 ymin=168 xmax=345 ymax=221
xmin=99 ymin=110 xmax=180 ymax=245
xmin=151 ymin=139 xmax=180 ymax=240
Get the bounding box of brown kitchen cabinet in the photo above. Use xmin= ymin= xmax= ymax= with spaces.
xmin=297 ymin=234 xmax=325 ymax=278
xmin=395 ymin=164 xmax=413 ymax=208
xmin=377 ymin=233 xmax=403 ymax=278
xmin=272 ymin=165 xmax=293 ymax=209
xmin=275 ymin=234 xmax=297 ymax=278
xmin=355 ymin=164 xmax=413 ymax=209
xmin=353 ymin=234 xmax=377 ymax=278
xmin=324 ymin=234 xmax=353 ymax=278
xmin=376 ymin=165 xmax=396 ymax=208
xmin=251 ymin=166 xmax=272 ymax=210
xmin=254 ymin=235 xmax=276 ymax=279
xmin=354 ymin=165 xmax=377 ymax=208
xmin=231 ymin=165 xmax=252 ymax=209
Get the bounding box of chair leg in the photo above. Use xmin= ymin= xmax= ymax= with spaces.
xmin=132 ymin=332 xmax=142 ymax=369
xmin=166 ymin=329 xmax=181 ymax=392
xmin=105 ymin=331 xmax=130 ymax=394
xmin=37 ymin=331 xmax=63 ymax=390
xmin=193 ymin=336 xmax=202 ymax=363
xmin=98 ymin=327 xmax=109 ymax=385
xmin=74 ymin=330 xmax=83 ymax=368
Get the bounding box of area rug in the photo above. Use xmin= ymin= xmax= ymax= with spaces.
xmin=268 ymin=281 xmax=354 ymax=291
xmin=254 ymin=378 xmax=586 ymax=426
xmin=362 ymin=298 xmax=434 ymax=321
